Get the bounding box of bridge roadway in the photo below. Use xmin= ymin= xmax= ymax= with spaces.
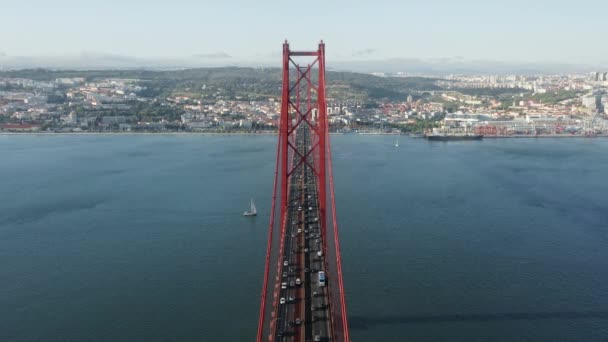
xmin=274 ymin=125 xmax=332 ymax=341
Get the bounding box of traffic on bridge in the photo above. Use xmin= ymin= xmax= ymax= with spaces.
xmin=256 ymin=41 xmax=350 ymax=342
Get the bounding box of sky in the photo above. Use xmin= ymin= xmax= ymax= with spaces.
xmin=1 ymin=0 xmax=607 ymax=66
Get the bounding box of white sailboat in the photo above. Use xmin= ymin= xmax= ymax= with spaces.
xmin=394 ymin=138 xmax=399 ymax=147
xmin=243 ymin=198 xmax=257 ymax=216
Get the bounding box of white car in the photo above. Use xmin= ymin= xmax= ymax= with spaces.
xmin=282 ymin=282 xmax=287 ymax=289
xmin=284 ymin=260 xmax=289 ymax=266
xmin=295 ymin=278 xmax=301 ymax=285
xmin=297 ymin=228 xmax=302 ymax=234
xmin=280 ymin=297 xmax=286 ymax=305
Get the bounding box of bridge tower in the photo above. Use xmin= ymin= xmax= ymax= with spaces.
xmin=257 ymin=41 xmax=350 ymax=342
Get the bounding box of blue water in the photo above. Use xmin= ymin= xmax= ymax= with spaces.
xmin=1 ymin=135 xmax=608 ymax=341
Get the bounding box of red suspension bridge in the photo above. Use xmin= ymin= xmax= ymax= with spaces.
xmin=256 ymin=41 xmax=350 ymax=342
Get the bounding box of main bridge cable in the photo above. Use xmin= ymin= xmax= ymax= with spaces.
xmin=256 ymin=111 xmax=283 ymax=342
xmin=327 ymin=120 xmax=350 ymax=341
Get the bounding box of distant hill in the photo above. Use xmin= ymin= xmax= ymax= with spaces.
xmin=1 ymin=53 xmax=604 ymax=74
xmin=0 ymin=67 xmax=441 ymax=101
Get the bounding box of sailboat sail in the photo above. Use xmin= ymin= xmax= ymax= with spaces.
xmin=249 ymin=199 xmax=257 ymax=215
xmin=244 ymin=198 xmax=257 ymax=216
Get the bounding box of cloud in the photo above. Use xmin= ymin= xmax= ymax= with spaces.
xmin=333 ymin=57 xmax=600 ymax=74
xmin=352 ymin=48 xmax=376 ymax=57
xmin=192 ymin=52 xmax=231 ymax=59
xmin=79 ymin=51 xmax=140 ymax=63
xmin=0 ymin=51 xmax=6 ymax=57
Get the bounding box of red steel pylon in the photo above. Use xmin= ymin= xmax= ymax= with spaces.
xmin=256 ymin=40 xmax=349 ymax=342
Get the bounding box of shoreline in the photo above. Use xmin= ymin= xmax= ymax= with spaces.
xmin=482 ymin=134 xmax=608 ymax=138
xmin=1 ymin=132 xmax=607 ymax=138
xmin=0 ymin=131 xmax=349 ymax=136
xmin=0 ymin=131 xmax=278 ymax=136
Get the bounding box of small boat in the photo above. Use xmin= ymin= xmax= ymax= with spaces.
xmin=425 ymin=133 xmax=483 ymax=141
xmin=243 ymin=198 xmax=257 ymax=216
xmin=394 ymin=139 xmax=399 ymax=147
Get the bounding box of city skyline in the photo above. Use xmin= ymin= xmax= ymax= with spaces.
xmin=1 ymin=0 xmax=607 ymax=68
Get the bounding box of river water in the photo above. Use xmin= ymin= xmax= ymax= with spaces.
xmin=1 ymin=135 xmax=607 ymax=341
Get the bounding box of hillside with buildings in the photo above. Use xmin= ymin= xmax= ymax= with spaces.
xmin=0 ymin=68 xmax=607 ymax=135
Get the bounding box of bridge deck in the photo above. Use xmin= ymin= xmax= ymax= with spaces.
xmin=272 ymin=125 xmax=332 ymax=341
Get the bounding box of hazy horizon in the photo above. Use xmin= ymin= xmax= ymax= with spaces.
xmin=0 ymin=53 xmax=606 ymax=75
xmin=1 ymin=0 xmax=607 ymax=73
